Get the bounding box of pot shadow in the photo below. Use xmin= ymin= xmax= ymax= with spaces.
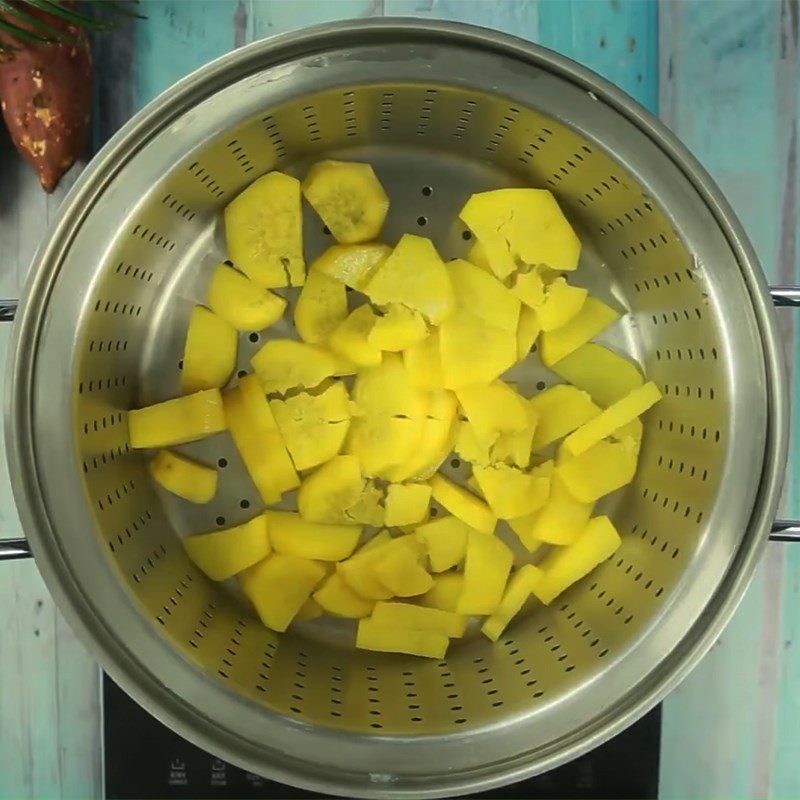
xmin=0 ymin=119 xmax=22 ymax=218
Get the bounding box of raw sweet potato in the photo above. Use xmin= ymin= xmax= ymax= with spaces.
xmin=0 ymin=1 xmax=91 ymax=192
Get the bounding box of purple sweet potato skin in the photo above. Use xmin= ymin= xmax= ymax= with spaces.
xmin=0 ymin=1 xmax=92 ymax=192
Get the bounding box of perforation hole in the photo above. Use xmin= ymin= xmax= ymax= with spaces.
xmin=452 ymin=99 xmax=477 ymax=139
xmin=301 ymin=106 xmax=322 ymax=144
xmin=416 ymin=88 xmax=437 ymax=136
xmin=380 ymin=91 xmax=394 ymax=132
xmin=161 ymin=194 xmax=197 ymax=221
xmin=343 ymin=91 xmax=358 ymax=138
xmin=262 ymin=115 xmax=287 ymax=160
xmin=187 ymin=161 xmax=226 ymax=199
xmin=518 ymin=126 xmax=554 ymax=163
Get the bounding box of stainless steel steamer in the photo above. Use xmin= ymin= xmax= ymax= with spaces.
xmin=2 ymin=20 xmax=797 ymax=799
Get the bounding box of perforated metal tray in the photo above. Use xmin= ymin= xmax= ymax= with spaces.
xmin=2 ymin=19 xmax=789 ymax=798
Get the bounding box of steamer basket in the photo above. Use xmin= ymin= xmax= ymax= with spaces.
xmin=3 ymin=19 xmax=788 ymax=798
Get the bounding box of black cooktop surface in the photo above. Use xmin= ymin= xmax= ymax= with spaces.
xmin=103 ymin=674 xmax=660 ymax=799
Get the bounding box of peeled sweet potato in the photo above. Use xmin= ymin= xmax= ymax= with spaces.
xmin=0 ymin=1 xmax=92 ymax=192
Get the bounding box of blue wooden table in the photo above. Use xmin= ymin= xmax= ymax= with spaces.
xmin=1 ymin=1 xmax=798 ymax=797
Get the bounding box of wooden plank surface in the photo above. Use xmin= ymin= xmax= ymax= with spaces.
xmin=658 ymin=3 xmax=798 ymax=797
xmin=0 ymin=1 xmax=794 ymax=798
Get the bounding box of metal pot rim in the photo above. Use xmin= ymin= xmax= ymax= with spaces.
xmin=5 ymin=18 xmax=788 ymax=798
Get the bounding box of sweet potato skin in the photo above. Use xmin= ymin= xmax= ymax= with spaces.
xmin=0 ymin=2 xmax=91 ymax=192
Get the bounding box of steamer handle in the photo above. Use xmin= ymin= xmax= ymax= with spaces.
xmin=0 ymin=301 xmax=30 ymax=560
xmin=770 ymin=288 xmax=800 ymax=541
xmin=770 ymin=522 xmax=800 ymax=542
xmin=770 ymin=287 xmax=800 ymax=307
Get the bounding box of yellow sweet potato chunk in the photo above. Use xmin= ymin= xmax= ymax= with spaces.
xmin=345 ymin=479 xmax=386 ymax=526
xmin=403 ymin=330 xmax=444 ymax=390
xmin=269 ymin=382 xmax=351 ymax=470
xmin=536 ymin=277 xmax=588 ymax=331
xmin=466 ymin=240 xmax=493 ymax=272
xmin=266 ymin=510 xmax=361 ymax=561
xmin=616 ymin=417 xmax=643 ymax=444
xmin=533 ymin=516 xmax=621 ymax=604
xmin=454 ymin=419 xmax=491 ymax=465
xmin=459 ymin=188 xmax=580 ymax=280
xmin=207 ymin=263 xmax=287 ymax=332
xmin=296 ymin=455 xmax=383 ymax=525
xmin=415 ymin=515 xmax=470 ymax=572
xmin=303 ymin=160 xmax=389 ymax=244
xmin=538 ymin=265 xmax=560 ymax=285
xmin=347 ymin=415 xmax=423 ymax=478
xmin=251 ymin=339 xmax=352 ymax=394
xmin=539 ymin=297 xmax=620 ymax=367
xmin=447 ymin=258 xmax=520 ymax=331
xmin=298 ymin=455 xmax=363 ymax=523
xmin=455 ymin=382 xmax=537 ymax=469
xmin=150 ymin=450 xmax=217 ymax=504
xmin=294 ymin=269 xmax=348 ymax=345
xmin=241 ymin=553 xmax=326 ymax=631
xmin=338 ymin=561 xmax=392 ymax=601
xmin=368 ymin=304 xmax=428 ymax=351
xmin=472 ymin=461 xmax=552 ymax=520
xmin=420 ymin=573 xmax=464 ymax=612
xmin=356 ymin=618 xmax=448 ymax=659
xmin=457 ymin=530 xmax=514 ymax=615
xmin=372 ymin=601 xmax=466 ymax=638
xmin=375 ymin=546 xmax=434 ymax=597
xmin=429 ymin=473 xmax=497 ymax=535
xmin=313 ymin=572 xmax=374 ymax=618
xmin=563 ymin=382 xmax=661 ymax=457
xmin=481 ymin=564 xmax=543 ymax=642
xmin=509 ymin=472 xmax=593 ymax=548
xmin=295 ymin=597 xmax=324 ymax=621
xmin=440 ymin=309 xmax=516 ymax=388
xmin=225 ymin=171 xmax=304 ymax=287
xmin=455 ymin=427 xmax=533 ymax=472
xmin=183 ymin=515 xmax=269 ymax=581
xmin=129 ymin=389 xmax=226 ymax=449
xmin=329 ymin=304 xmax=383 ymax=367
xmin=516 ymin=306 xmax=541 ymax=362
xmin=384 ymin=483 xmax=432 ymax=527
xmin=556 ymin=437 xmax=638 ymax=503
xmin=529 ymin=384 xmax=601 ymax=450
xmin=364 ymin=235 xmax=455 ymax=323
xmin=491 ymin=424 xmax=538 ymax=469
xmin=311 ymin=243 xmax=391 ymax=290
xmin=551 ymin=343 xmax=644 ymax=407
xmin=181 ymin=307 xmax=237 ymax=393
xmin=510 ymin=267 xmax=545 ymax=309
xmin=359 ymin=530 xmax=392 ymax=553
xmin=456 ymin=381 xmax=536 ymax=452
xmin=352 ymin=352 xmax=428 ymax=418
xmin=387 ymin=389 xmax=458 ymax=481
xmin=346 ymin=353 xmax=430 ymax=477
xmin=223 ymin=375 xmax=299 ymax=504
xmin=338 ymin=536 xmax=419 ymax=600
